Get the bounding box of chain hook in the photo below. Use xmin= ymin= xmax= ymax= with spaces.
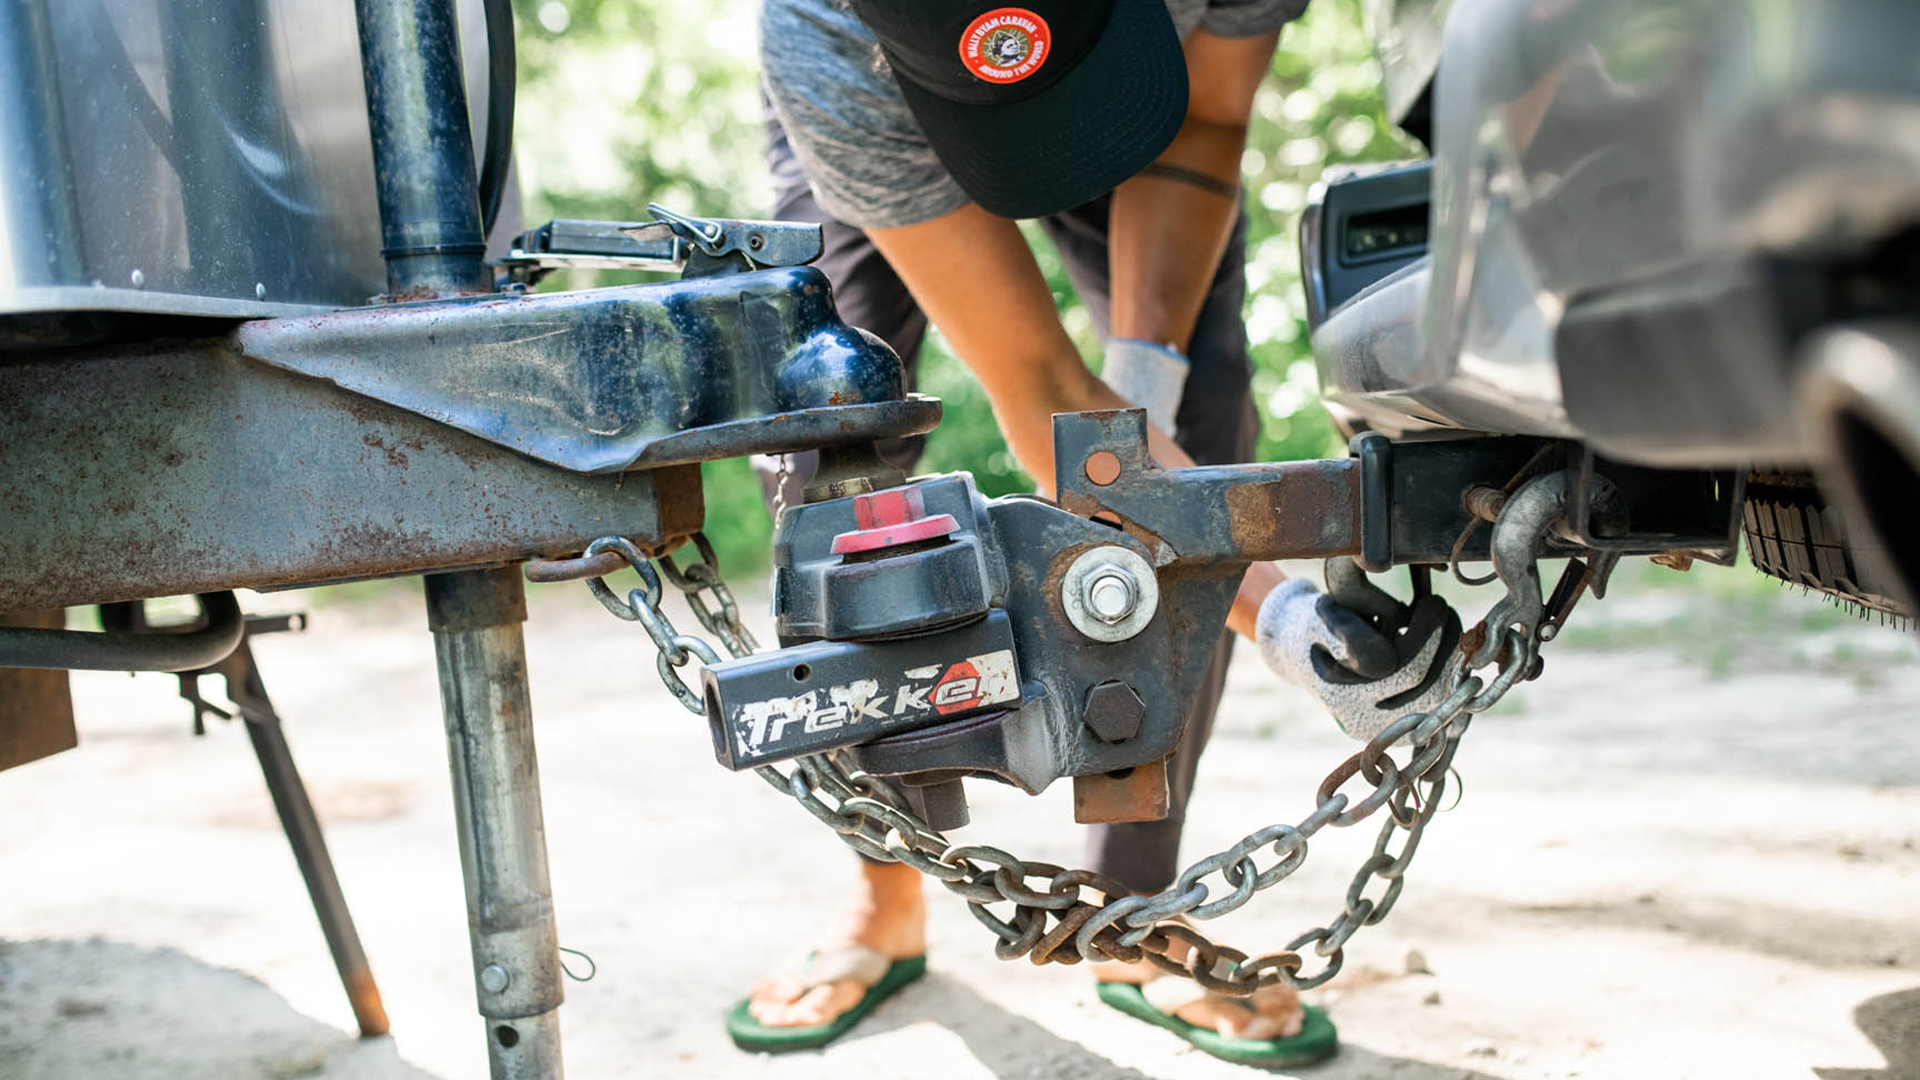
xmin=1471 ymin=470 xmax=1572 ymax=668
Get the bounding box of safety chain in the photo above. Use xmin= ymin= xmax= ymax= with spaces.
xmin=581 ymin=506 xmax=1552 ymax=998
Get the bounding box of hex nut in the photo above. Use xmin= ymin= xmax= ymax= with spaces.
xmin=1081 ymin=680 xmax=1146 ymax=743
xmin=1060 ymin=545 xmax=1158 ymax=643
xmin=1085 ymin=568 xmax=1138 ymax=624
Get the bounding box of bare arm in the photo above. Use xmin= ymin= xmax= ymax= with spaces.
xmin=867 ymin=206 xmax=1284 ymax=640
xmin=1109 ymin=28 xmax=1280 ymax=348
xmin=866 ymin=207 xmax=1188 ymax=497
xmin=1108 ymin=27 xmax=1288 ymax=636
xmin=864 ymin=31 xmax=1294 ymax=641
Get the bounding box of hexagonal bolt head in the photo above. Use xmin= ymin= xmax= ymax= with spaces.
xmin=1081 ymin=680 xmax=1146 ymax=743
xmin=1084 ymin=567 xmax=1139 ymax=624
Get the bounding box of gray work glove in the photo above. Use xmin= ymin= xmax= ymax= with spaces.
xmin=1255 ymin=559 xmax=1463 ymax=741
xmin=1102 ymin=338 xmax=1189 ymax=433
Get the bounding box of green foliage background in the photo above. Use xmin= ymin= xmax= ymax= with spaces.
xmin=509 ymin=0 xmax=1415 ymax=571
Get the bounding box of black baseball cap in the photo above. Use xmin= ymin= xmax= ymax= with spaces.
xmin=845 ymin=0 xmax=1190 ymax=219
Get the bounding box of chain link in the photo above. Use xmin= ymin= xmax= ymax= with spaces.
xmin=583 ymin=535 xmax=730 ymax=714
xmin=586 ymin=522 xmax=1553 ymax=997
xmin=660 ymin=533 xmax=761 ymax=657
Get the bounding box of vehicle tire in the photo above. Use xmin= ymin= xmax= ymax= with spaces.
xmin=1743 ymin=470 xmax=1910 ymax=617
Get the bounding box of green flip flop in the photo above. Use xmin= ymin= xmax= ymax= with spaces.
xmin=726 ymin=949 xmax=927 ymax=1053
xmin=1096 ymin=980 xmax=1339 ymax=1069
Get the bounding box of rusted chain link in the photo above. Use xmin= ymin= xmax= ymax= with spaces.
xmin=524 ymin=547 xmax=632 ymax=583
xmin=584 ymin=487 xmax=1557 ymax=996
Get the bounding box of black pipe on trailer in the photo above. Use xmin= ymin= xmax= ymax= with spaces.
xmin=477 ymin=0 xmax=517 ymax=240
xmin=353 ymin=0 xmax=491 ymax=297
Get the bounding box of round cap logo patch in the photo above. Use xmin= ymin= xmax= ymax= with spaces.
xmin=959 ymin=8 xmax=1052 ymax=85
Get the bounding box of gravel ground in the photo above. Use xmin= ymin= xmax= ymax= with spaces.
xmin=1 ymin=567 xmax=1916 ymax=1080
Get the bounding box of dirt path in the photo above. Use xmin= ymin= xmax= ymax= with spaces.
xmin=2 ymin=568 xmax=1916 ymax=1079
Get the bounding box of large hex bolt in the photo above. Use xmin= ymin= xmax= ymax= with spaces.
xmin=1060 ymin=546 xmax=1158 ymax=643
xmin=1081 ymin=680 xmax=1146 ymax=743
xmin=1084 ymin=567 xmax=1139 ymax=624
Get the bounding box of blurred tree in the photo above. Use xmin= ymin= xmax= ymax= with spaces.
xmin=512 ymin=0 xmax=770 ymax=222
xmin=509 ymin=0 xmax=1417 ymax=571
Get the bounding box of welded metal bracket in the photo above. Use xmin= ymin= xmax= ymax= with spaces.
xmin=1051 ymin=409 xmax=1362 ymax=566
xmin=2 ymin=253 xmax=942 ymax=610
xmin=237 ymin=265 xmax=939 ymax=475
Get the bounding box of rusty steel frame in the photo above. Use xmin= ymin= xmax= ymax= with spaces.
xmin=0 ymin=338 xmax=706 ymax=612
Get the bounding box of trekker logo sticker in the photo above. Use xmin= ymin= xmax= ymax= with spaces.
xmin=959 ymin=8 xmax=1051 ymax=84
xmin=730 ymin=650 xmax=1020 ymax=759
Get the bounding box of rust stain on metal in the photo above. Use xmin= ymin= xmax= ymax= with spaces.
xmin=361 ymin=433 xmax=412 ymax=468
xmin=653 ymin=463 xmax=707 ymax=541
xmin=1460 ymin=622 xmax=1489 ymax=658
xmin=1041 ymin=543 xmax=1092 ymax=617
xmin=380 ymin=283 xmax=466 ymax=305
xmin=1222 ymin=459 xmax=1360 ymax=560
xmin=1073 ymin=757 xmax=1171 ymax=823
xmin=500 ymin=464 xmax=703 ymax=582
xmin=1055 ymin=489 xmax=1172 ymax=562
xmin=1222 ymin=483 xmax=1278 ymax=552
